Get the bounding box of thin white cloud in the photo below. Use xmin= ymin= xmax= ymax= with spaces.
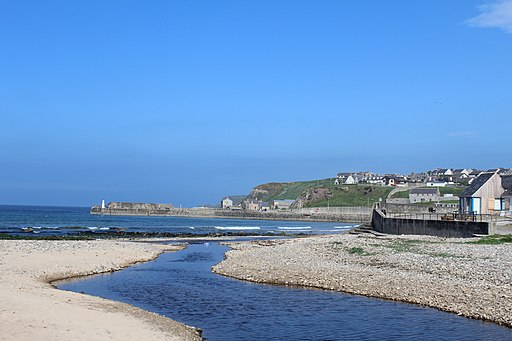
xmin=466 ymin=0 xmax=512 ymax=33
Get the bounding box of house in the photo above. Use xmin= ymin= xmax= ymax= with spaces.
xmin=260 ymin=202 xmax=270 ymax=211
xmin=220 ymin=195 xmax=245 ymax=209
xmin=426 ymin=178 xmax=454 ymax=187
xmin=451 ymin=169 xmax=472 ymax=184
xmin=409 ymin=188 xmax=439 ymax=203
xmin=383 ymin=175 xmax=408 ymax=187
xmin=468 ymin=170 xmax=483 ymax=181
xmin=271 ymin=199 xmax=295 ymax=210
xmin=243 ymin=199 xmax=262 ymax=211
xmin=365 ymin=174 xmax=385 ymax=185
xmin=408 ymin=172 xmax=428 ymax=184
xmin=459 ymin=172 xmax=503 ymax=215
xmin=500 ymin=175 xmax=512 ymax=211
xmin=221 ymin=197 xmax=234 ymax=209
xmin=344 ymin=174 xmax=357 ymax=184
xmin=429 ymin=168 xmax=453 ymax=177
xmin=452 ymin=169 xmax=471 ymax=177
xmin=335 ymin=173 xmax=358 ymax=185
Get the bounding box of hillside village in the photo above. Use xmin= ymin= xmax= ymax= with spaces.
xmin=220 ymin=167 xmax=512 ymax=216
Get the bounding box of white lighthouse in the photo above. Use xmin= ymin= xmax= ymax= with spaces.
xmin=101 ymin=199 xmax=105 ymax=209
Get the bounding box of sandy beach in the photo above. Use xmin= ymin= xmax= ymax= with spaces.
xmin=213 ymin=233 xmax=512 ymax=327
xmin=0 ymin=240 xmax=201 ymax=341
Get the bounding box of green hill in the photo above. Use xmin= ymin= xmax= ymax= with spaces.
xmin=247 ymin=179 xmax=394 ymax=207
xmin=308 ymin=184 xmax=394 ymax=207
xmin=247 ymin=179 xmax=334 ymax=203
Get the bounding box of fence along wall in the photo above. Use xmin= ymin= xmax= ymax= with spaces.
xmin=371 ymin=209 xmax=495 ymax=238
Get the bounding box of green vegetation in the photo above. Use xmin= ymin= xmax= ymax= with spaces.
xmin=375 ymin=239 xmax=438 ymax=253
xmin=248 ymin=179 xmax=467 ymax=208
xmin=347 ymin=246 xmax=372 ymax=256
xmin=439 ymin=187 xmax=465 ymax=196
xmin=428 ymin=252 xmax=466 ymax=259
xmin=373 ymin=239 xmax=469 ymax=258
xmin=249 ymin=179 xmax=393 ymax=207
xmin=468 ymin=234 xmax=512 ymax=245
xmin=250 ymin=178 xmax=335 ymax=203
xmin=310 ymin=184 xmax=394 ymax=207
xmin=390 ymin=189 xmax=410 ymax=199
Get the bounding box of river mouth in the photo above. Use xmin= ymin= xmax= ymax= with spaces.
xmin=57 ymin=242 xmax=512 ymax=341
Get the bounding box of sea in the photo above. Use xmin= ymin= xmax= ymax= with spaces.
xmin=0 ymin=205 xmax=356 ymax=237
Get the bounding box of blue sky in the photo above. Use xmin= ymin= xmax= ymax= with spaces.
xmin=1 ymin=0 xmax=511 ymax=207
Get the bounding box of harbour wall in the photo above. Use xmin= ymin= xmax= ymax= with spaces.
xmin=371 ymin=209 xmax=495 ymax=238
xmin=90 ymin=206 xmax=373 ymax=223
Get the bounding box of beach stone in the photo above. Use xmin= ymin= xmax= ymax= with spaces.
xmin=213 ymin=234 xmax=512 ymax=327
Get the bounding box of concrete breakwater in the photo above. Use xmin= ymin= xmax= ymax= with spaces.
xmin=90 ymin=205 xmax=373 ymax=223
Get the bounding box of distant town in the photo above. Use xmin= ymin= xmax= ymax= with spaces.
xmin=91 ymin=167 xmax=512 ymax=220
xmin=220 ymin=167 xmax=512 ymax=216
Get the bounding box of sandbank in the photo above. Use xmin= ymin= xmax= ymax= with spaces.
xmin=0 ymin=240 xmax=201 ymax=341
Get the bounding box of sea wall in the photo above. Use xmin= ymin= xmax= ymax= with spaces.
xmin=371 ymin=209 xmax=494 ymax=238
xmin=90 ymin=206 xmax=373 ymax=223
xmin=383 ymin=203 xmax=458 ymax=214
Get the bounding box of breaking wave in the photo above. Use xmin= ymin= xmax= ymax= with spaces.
xmin=277 ymin=226 xmax=312 ymax=230
xmin=214 ymin=226 xmax=261 ymax=230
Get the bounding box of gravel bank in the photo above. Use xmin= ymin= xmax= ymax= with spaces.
xmin=0 ymin=240 xmax=201 ymax=341
xmin=213 ymin=234 xmax=512 ymax=327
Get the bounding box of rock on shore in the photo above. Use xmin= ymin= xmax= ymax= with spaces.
xmin=213 ymin=234 xmax=512 ymax=327
xmin=0 ymin=240 xmax=201 ymax=341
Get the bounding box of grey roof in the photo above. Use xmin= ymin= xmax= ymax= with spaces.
xmin=459 ymin=173 xmax=494 ymax=197
xmin=222 ymin=195 xmax=246 ymax=205
xmin=410 ymin=188 xmax=438 ymax=195
xmin=273 ymin=199 xmax=295 ymax=204
xmin=501 ymin=175 xmax=512 ymax=197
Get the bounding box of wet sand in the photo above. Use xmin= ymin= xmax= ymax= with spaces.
xmin=0 ymin=240 xmax=201 ymax=341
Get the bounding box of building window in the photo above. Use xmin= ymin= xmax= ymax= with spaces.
xmin=494 ymin=199 xmax=502 ymax=211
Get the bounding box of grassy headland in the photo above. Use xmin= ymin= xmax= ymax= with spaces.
xmin=247 ymin=179 xmax=394 ymax=207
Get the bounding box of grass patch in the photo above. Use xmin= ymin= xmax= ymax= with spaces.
xmin=390 ymin=190 xmax=410 ymax=199
xmin=377 ymin=239 xmax=438 ymax=253
xmin=439 ymin=186 xmax=465 ymax=196
xmin=467 ymin=234 xmax=512 ymax=245
xmin=332 ymin=243 xmax=373 ymax=256
xmin=348 ymin=246 xmax=365 ymax=255
xmin=347 ymin=246 xmax=373 ymax=256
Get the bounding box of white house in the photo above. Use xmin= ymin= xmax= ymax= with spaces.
xmin=221 ymin=197 xmax=233 ymax=209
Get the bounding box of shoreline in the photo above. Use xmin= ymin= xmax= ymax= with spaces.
xmin=213 ymin=234 xmax=512 ymax=328
xmin=0 ymin=240 xmax=201 ymax=341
